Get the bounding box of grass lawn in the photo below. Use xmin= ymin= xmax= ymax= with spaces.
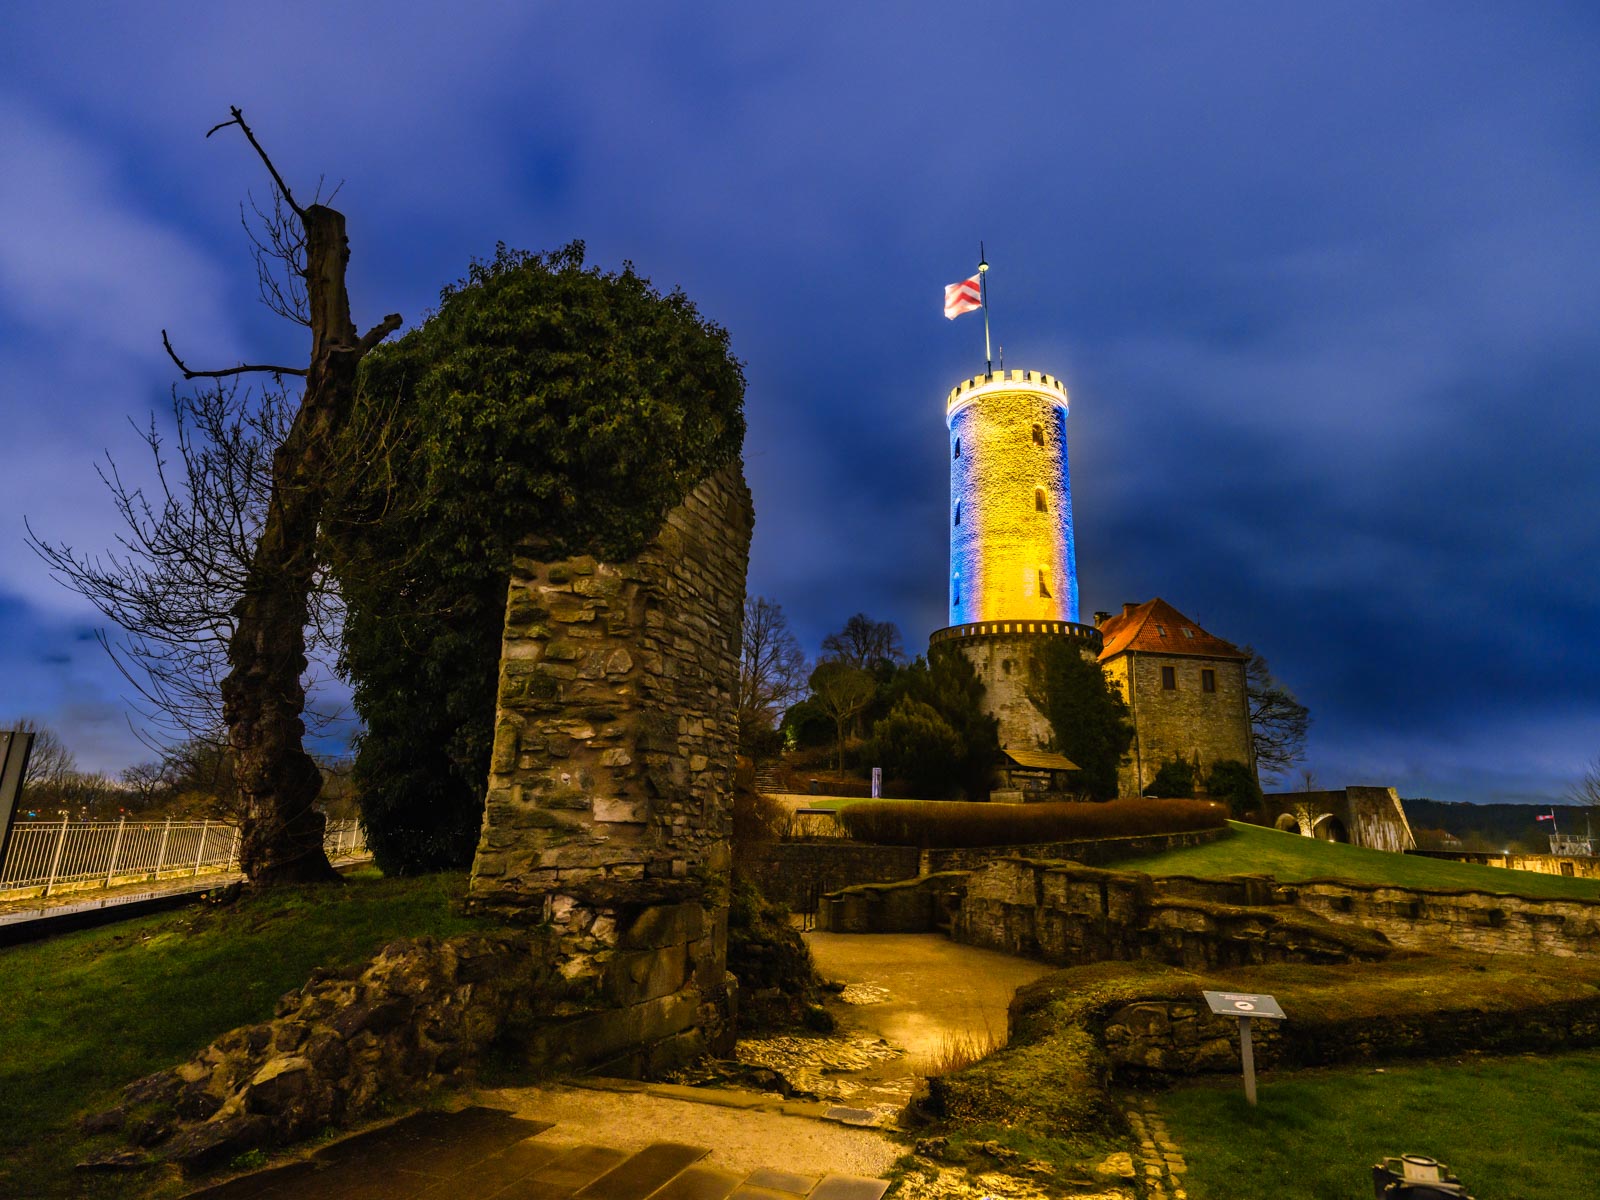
xmin=1157 ymin=1050 xmax=1600 ymax=1200
xmin=1109 ymin=820 xmax=1600 ymax=900
xmin=0 ymin=869 xmax=486 ymax=1199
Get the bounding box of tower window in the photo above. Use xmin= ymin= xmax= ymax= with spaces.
xmin=952 ymin=578 xmax=960 ymax=605
xmin=1038 ymin=569 xmax=1051 ymax=599
xmin=953 ymin=501 xmax=961 ymax=527
xmin=1162 ymin=666 xmax=1177 ymax=690
xmin=1202 ymin=669 xmax=1216 ymax=693
xmin=1031 ymin=424 xmax=1044 ymax=446
xmin=1034 ymin=488 xmax=1048 ymax=512
xmin=953 ymin=438 xmax=960 ymax=460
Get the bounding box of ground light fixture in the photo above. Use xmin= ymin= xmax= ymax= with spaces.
xmin=1371 ymin=1153 xmax=1473 ymax=1198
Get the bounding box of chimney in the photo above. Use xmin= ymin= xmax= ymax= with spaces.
xmin=1122 ymin=602 xmax=1138 ymax=618
xmin=1093 ymin=611 xmax=1112 ymax=626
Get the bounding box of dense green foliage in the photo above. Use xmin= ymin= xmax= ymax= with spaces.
xmin=1112 ymin=820 xmax=1600 ymax=899
xmin=874 ymin=648 xmax=1002 ymax=799
xmin=1030 ymin=640 xmax=1134 ymax=799
xmin=1147 ymin=756 xmax=1196 ymax=797
xmin=870 ymin=698 xmax=965 ymax=798
xmin=0 ymin=871 xmax=483 ymax=1198
xmin=330 ymin=244 xmax=744 ymax=873
xmin=1206 ymin=758 xmax=1264 ymax=817
xmin=835 ymin=797 xmax=1226 ymax=848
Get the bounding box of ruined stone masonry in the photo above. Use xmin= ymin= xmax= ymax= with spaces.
xmin=468 ymin=461 xmax=754 ymax=1072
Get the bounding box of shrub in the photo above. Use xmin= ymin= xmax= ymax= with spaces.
xmin=834 ymin=797 xmax=1226 ymax=848
xmin=869 ymin=699 xmax=964 ymax=799
xmin=1206 ymin=759 xmax=1264 ymax=818
xmin=1147 ymin=757 xmax=1196 ymax=798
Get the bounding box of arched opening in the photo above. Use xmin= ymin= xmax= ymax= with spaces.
xmin=1274 ymin=813 xmax=1300 ymax=833
xmin=1313 ymin=814 xmax=1349 ymax=843
xmin=1035 ymin=488 xmax=1048 ymax=512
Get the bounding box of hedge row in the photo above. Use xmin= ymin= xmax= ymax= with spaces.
xmin=834 ymin=797 xmax=1227 ymax=848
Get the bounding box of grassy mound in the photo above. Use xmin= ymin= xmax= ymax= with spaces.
xmin=836 ymin=797 xmax=1226 ymax=848
xmin=0 ymin=870 xmax=487 ymax=1199
xmin=1109 ymin=820 xmax=1600 ymax=900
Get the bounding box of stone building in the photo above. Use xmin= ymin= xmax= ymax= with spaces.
xmin=1094 ymin=598 xmax=1254 ymax=797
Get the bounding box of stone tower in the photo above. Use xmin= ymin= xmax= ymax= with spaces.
xmin=933 ymin=370 xmax=1102 ymax=750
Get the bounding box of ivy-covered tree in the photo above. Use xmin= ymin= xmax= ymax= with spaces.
xmin=328 ymin=243 xmax=744 ymax=873
xmin=1147 ymin=757 xmax=1196 ymax=798
xmin=1029 ymin=641 xmax=1134 ymax=800
xmin=1206 ymin=759 xmax=1264 ymax=818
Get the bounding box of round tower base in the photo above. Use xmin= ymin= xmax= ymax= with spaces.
xmin=929 ymin=620 xmax=1104 ymax=754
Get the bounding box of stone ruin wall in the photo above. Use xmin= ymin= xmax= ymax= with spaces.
xmin=467 ymin=461 xmax=754 ymax=1073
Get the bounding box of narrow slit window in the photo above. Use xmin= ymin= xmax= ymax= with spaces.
xmin=1037 ymin=569 xmax=1051 ymax=599
xmin=1162 ymin=665 xmax=1177 ymax=690
xmin=952 ymin=578 xmax=961 ymax=605
xmin=953 ymin=501 xmax=961 ymax=527
xmin=1031 ymin=424 xmax=1044 ymax=446
xmin=1202 ymin=669 xmax=1216 ymax=693
xmin=953 ymin=438 xmax=961 ymax=460
xmin=1035 ymin=488 xmax=1048 ymax=512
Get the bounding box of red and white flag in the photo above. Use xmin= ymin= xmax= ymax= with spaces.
xmin=944 ymin=274 xmax=982 ymax=320
xmin=1537 ymin=812 xmax=1556 ymax=822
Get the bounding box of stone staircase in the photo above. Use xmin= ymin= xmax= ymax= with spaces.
xmin=185 ymin=1106 xmax=892 ymax=1200
xmin=753 ymin=765 xmax=785 ymax=794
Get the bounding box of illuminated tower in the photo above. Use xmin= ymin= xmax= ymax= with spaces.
xmin=931 ymin=369 xmax=1102 ymax=752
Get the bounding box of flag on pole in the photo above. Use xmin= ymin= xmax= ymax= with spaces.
xmin=944 ymin=275 xmax=982 ymax=320
xmin=1537 ymin=812 xmax=1556 ymax=822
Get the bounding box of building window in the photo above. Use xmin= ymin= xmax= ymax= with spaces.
xmin=1038 ymin=569 xmax=1051 ymax=599
xmin=953 ymin=501 xmax=961 ymax=527
xmin=1161 ymin=665 xmax=1176 ymax=690
xmin=1034 ymin=488 xmax=1048 ymax=512
xmin=1156 ymin=624 xmax=1167 ymax=637
xmin=1202 ymin=669 xmax=1216 ymax=693
xmin=953 ymin=437 xmax=960 ymax=459
xmin=1182 ymin=627 xmax=1195 ymax=639
xmin=1031 ymin=424 xmax=1044 ymax=446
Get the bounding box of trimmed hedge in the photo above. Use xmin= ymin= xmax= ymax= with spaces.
xmin=834 ymin=797 xmax=1226 ymax=848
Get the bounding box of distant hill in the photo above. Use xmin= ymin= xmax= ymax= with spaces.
xmin=1404 ymin=798 xmax=1594 ymax=852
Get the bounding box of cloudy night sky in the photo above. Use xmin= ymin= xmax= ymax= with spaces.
xmin=1 ymin=3 xmax=1596 ymax=803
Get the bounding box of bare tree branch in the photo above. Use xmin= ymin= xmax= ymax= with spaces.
xmin=359 ymin=314 xmax=404 ymax=354
xmin=161 ymin=329 xmax=307 ymax=380
xmin=206 ymin=105 xmax=305 ymax=218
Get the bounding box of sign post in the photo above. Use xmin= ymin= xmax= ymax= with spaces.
xmin=871 ymin=767 xmax=882 ymax=799
xmin=1202 ymin=990 xmax=1286 ymax=1107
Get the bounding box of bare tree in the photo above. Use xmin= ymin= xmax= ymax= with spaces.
xmin=809 ymin=661 xmax=876 ymax=774
xmin=36 ymin=107 xmax=399 ymax=884
xmin=28 ymin=384 xmax=346 ymax=745
xmin=1566 ymin=758 xmax=1600 ymax=808
xmin=738 ymin=597 xmax=808 ymax=753
xmin=1244 ymin=648 xmax=1311 ymax=781
xmin=8 ymin=717 xmax=77 ymax=794
xmin=820 ymin=613 xmax=904 ymax=671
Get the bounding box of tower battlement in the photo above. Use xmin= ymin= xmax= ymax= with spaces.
xmin=946 ymin=369 xmax=1069 ymax=418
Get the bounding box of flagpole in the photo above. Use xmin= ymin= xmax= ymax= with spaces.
xmin=978 ymin=242 xmax=992 ymax=376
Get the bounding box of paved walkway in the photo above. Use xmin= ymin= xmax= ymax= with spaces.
xmin=185 ymin=1105 xmax=893 ymax=1200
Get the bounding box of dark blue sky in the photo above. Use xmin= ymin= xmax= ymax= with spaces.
xmin=2 ymin=3 xmax=1597 ymax=800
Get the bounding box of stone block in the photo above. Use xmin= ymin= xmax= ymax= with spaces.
xmin=605 ymin=945 xmax=688 ymax=1005
xmin=618 ymin=901 xmax=706 ymax=950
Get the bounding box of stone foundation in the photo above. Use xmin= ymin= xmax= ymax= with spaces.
xmin=467 ymin=462 xmax=753 ymax=1071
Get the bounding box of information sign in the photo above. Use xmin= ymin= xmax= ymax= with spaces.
xmin=1201 ymin=990 xmax=1286 ymax=1106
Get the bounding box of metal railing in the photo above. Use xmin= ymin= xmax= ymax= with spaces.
xmin=0 ymin=816 xmax=367 ymax=899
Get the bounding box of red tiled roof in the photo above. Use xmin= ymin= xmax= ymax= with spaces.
xmin=1096 ymin=598 xmax=1247 ymax=662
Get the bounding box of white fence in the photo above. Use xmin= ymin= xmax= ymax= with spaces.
xmin=0 ymin=817 xmax=367 ymax=899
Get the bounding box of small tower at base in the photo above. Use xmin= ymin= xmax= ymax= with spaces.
xmin=932 ymin=369 xmax=1102 ymax=753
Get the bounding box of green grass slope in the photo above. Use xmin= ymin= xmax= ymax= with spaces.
xmin=1109 ymin=821 xmax=1600 ymax=900
xmin=0 ymin=870 xmax=483 ymax=1199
